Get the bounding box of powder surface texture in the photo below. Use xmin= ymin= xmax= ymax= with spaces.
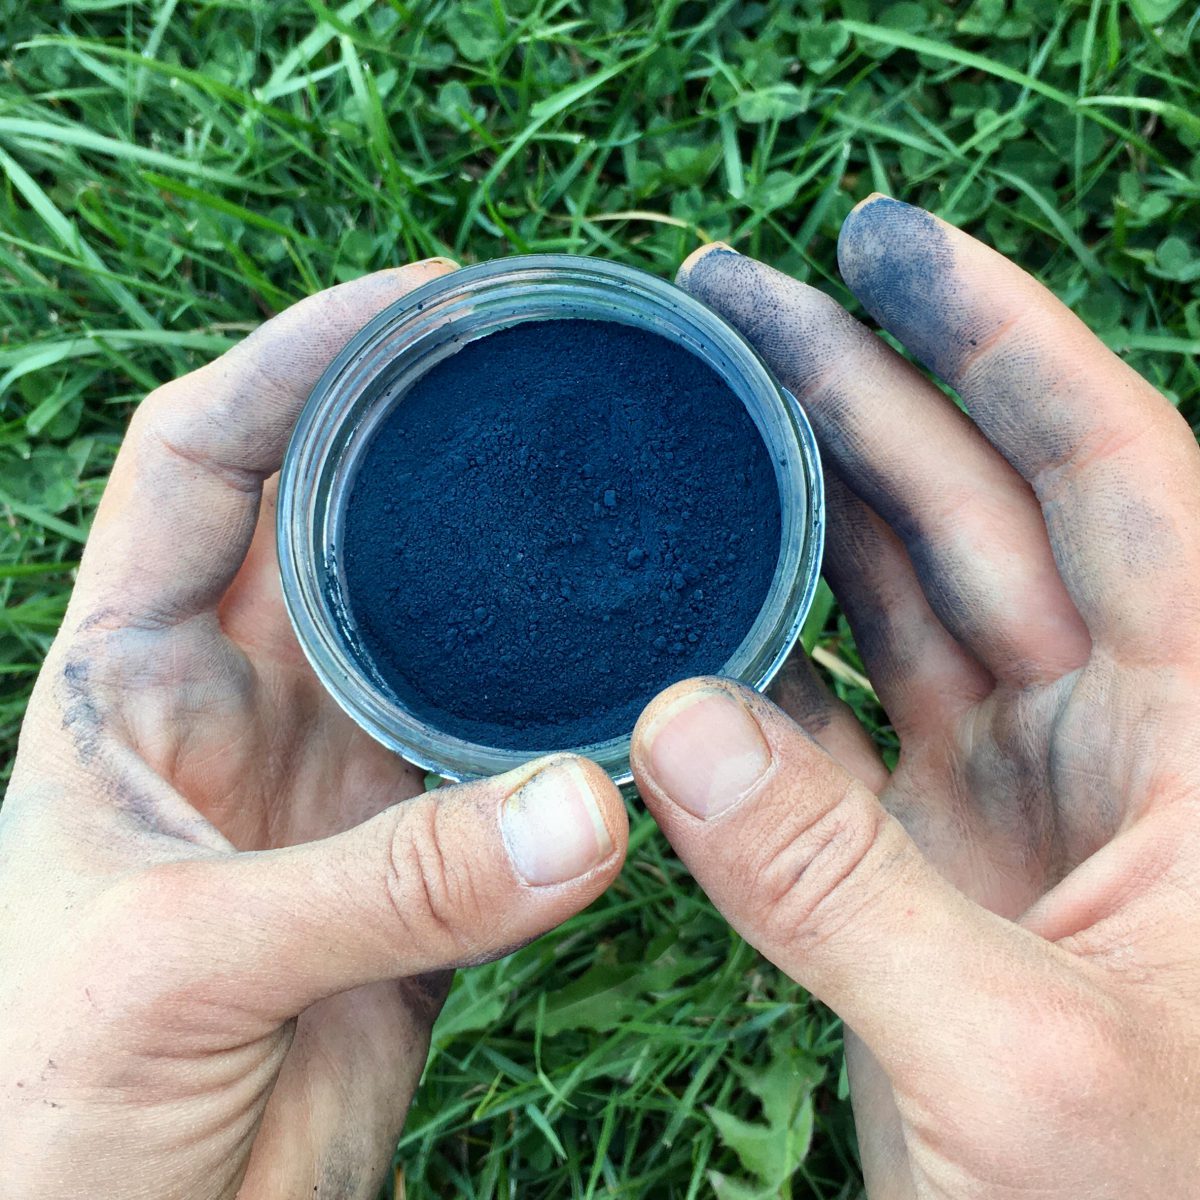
xmin=340 ymin=317 xmax=781 ymax=751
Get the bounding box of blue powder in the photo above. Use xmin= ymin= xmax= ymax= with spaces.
xmin=339 ymin=317 xmax=781 ymax=751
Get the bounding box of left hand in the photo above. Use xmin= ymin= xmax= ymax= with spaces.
xmin=0 ymin=261 xmax=627 ymax=1200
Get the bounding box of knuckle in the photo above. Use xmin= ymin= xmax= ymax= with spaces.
xmin=131 ymin=377 xmax=262 ymax=495
xmin=748 ymin=780 xmax=890 ymax=947
xmin=915 ymin=995 xmax=1130 ymax=1156
xmin=131 ymin=378 xmax=191 ymax=439
xmin=1005 ymin=997 xmax=1127 ymax=1114
xmin=385 ymin=802 xmax=485 ymax=964
xmin=75 ymin=868 xmax=197 ymax=1011
xmin=953 ymin=307 xmax=1028 ymax=387
xmin=145 ymin=405 xmax=260 ymax=497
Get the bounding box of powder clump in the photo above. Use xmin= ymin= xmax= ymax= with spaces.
xmin=340 ymin=317 xmax=781 ymax=751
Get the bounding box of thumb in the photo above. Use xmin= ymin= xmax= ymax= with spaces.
xmin=630 ymin=679 xmax=1095 ymax=1085
xmin=144 ymin=754 xmax=626 ymax=1021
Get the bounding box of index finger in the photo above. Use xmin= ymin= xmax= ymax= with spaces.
xmin=837 ymin=197 xmax=1200 ymax=666
xmin=71 ymin=260 xmax=457 ymax=632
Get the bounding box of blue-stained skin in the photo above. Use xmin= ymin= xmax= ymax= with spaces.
xmin=836 ymin=196 xmax=963 ymax=378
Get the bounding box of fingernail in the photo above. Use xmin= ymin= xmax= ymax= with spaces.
xmin=415 ymin=256 xmax=459 ymax=270
xmin=677 ymin=241 xmax=739 ymax=287
xmin=852 ymin=191 xmax=892 ymax=211
xmin=642 ymin=687 xmax=771 ymax=819
xmin=502 ymin=759 xmax=612 ymax=886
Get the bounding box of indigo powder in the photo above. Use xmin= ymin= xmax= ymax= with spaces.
xmin=340 ymin=317 xmax=781 ymax=751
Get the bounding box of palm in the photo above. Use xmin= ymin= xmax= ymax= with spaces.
xmin=164 ymin=483 xmax=425 ymax=853
xmin=889 ymin=672 xmax=1112 ymax=919
xmin=836 ymin=619 xmax=1200 ymax=1200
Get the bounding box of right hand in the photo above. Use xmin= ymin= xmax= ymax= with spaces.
xmin=630 ymin=198 xmax=1200 ymax=1196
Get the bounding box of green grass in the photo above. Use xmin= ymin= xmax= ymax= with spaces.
xmin=1 ymin=0 xmax=1198 ymax=1196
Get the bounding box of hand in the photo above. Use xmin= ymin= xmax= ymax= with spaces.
xmin=0 ymin=262 xmax=627 ymax=1200
xmin=630 ymin=198 xmax=1200 ymax=1196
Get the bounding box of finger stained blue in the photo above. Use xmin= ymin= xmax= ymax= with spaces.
xmin=339 ymin=318 xmax=781 ymax=751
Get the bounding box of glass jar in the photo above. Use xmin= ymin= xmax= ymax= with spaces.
xmin=277 ymin=255 xmax=824 ymax=786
